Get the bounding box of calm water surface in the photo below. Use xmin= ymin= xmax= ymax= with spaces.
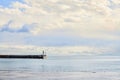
xmin=0 ymin=55 xmax=120 ymax=72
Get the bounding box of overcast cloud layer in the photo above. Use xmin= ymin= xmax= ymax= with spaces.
xmin=0 ymin=0 xmax=120 ymax=55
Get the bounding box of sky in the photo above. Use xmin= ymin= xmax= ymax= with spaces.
xmin=0 ymin=0 xmax=120 ymax=55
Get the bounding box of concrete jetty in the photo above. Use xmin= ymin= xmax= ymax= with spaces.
xmin=0 ymin=55 xmax=46 ymax=59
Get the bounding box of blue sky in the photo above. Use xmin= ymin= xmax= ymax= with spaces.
xmin=0 ymin=0 xmax=24 ymax=7
xmin=0 ymin=0 xmax=120 ymax=54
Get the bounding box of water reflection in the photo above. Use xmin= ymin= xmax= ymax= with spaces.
xmin=0 ymin=56 xmax=120 ymax=72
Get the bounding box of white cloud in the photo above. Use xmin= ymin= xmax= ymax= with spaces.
xmin=0 ymin=44 xmax=113 ymax=55
xmin=0 ymin=0 xmax=119 ymax=40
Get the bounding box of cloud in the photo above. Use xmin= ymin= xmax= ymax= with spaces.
xmin=0 ymin=44 xmax=114 ymax=55
xmin=0 ymin=0 xmax=119 ymax=40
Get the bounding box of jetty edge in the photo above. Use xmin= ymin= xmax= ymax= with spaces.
xmin=0 ymin=54 xmax=47 ymax=59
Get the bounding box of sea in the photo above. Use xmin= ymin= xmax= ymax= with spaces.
xmin=0 ymin=55 xmax=120 ymax=80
